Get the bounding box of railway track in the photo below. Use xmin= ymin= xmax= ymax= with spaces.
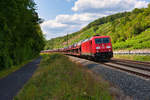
xmin=99 ymin=59 xmax=150 ymax=79
xmin=112 ymin=58 xmax=150 ymax=66
xmin=69 ymin=55 xmax=150 ymax=80
xmin=68 ymin=55 xmax=150 ymax=99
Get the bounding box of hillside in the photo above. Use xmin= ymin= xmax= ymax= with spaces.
xmin=45 ymin=4 xmax=150 ymax=50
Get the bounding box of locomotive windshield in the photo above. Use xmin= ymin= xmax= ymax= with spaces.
xmin=95 ymin=38 xmax=110 ymax=44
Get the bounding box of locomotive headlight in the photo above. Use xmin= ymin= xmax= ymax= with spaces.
xmin=96 ymin=47 xmax=100 ymax=49
xmin=106 ymin=46 xmax=111 ymax=49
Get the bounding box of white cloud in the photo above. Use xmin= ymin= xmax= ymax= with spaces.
xmin=72 ymin=0 xmax=148 ymax=12
xmin=41 ymin=13 xmax=107 ymax=39
xmin=41 ymin=20 xmax=68 ymax=29
xmin=55 ymin=13 xmax=106 ymax=24
xmin=42 ymin=0 xmax=149 ymax=40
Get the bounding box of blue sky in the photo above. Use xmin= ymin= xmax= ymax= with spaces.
xmin=34 ymin=0 xmax=75 ymax=20
xmin=34 ymin=0 xmax=150 ymax=40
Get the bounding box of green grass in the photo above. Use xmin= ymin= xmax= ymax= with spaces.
xmin=14 ymin=53 xmax=113 ymax=100
xmin=114 ymin=55 xmax=150 ymax=62
xmin=0 ymin=59 xmax=34 ymax=79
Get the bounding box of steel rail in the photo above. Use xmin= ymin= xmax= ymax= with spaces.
xmin=101 ymin=62 xmax=150 ymax=79
xmin=68 ymin=55 xmax=150 ymax=79
xmin=112 ymin=58 xmax=150 ymax=66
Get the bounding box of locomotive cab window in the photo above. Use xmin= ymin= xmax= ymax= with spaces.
xmin=95 ymin=38 xmax=110 ymax=44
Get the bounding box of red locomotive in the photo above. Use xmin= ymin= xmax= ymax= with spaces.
xmin=42 ymin=35 xmax=113 ymax=60
xmin=80 ymin=35 xmax=113 ymax=60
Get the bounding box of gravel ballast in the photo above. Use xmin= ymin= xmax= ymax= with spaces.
xmin=69 ymin=56 xmax=150 ymax=100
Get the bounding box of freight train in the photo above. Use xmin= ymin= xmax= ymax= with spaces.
xmin=42 ymin=35 xmax=113 ymax=60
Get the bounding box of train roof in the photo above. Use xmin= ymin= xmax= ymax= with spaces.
xmin=92 ymin=35 xmax=110 ymax=39
xmin=82 ymin=36 xmax=110 ymax=43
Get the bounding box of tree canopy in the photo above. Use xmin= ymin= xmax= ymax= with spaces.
xmin=0 ymin=0 xmax=45 ymax=70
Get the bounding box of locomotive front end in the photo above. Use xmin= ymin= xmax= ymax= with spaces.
xmin=93 ymin=36 xmax=113 ymax=59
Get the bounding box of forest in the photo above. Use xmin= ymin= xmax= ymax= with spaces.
xmin=45 ymin=4 xmax=150 ymax=50
xmin=0 ymin=0 xmax=45 ymax=70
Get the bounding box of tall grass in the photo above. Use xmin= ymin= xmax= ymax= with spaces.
xmin=14 ymin=53 xmax=113 ymax=100
xmin=114 ymin=54 xmax=150 ymax=62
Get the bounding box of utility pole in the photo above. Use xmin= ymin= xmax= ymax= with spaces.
xmin=67 ymin=33 xmax=68 ymax=46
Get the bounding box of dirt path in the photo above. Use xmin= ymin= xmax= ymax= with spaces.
xmin=0 ymin=57 xmax=42 ymax=100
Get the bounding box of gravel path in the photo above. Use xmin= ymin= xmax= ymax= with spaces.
xmin=0 ymin=57 xmax=42 ymax=100
xmin=69 ymin=56 xmax=150 ymax=100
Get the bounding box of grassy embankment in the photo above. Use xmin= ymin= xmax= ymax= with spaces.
xmin=114 ymin=55 xmax=150 ymax=62
xmin=14 ymin=53 xmax=113 ymax=100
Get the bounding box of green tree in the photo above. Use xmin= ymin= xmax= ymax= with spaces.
xmin=0 ymin=0 xmax=45 ymax=70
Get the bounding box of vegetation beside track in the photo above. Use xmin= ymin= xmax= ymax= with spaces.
xmin=114 ymin=55 xmax=150 ymax=62
xmin=14 ymin=53 xmax=113 ymax=100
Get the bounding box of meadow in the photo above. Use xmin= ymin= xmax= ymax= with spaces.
xmin=14 ymin=53 xmax=113 ymax=100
